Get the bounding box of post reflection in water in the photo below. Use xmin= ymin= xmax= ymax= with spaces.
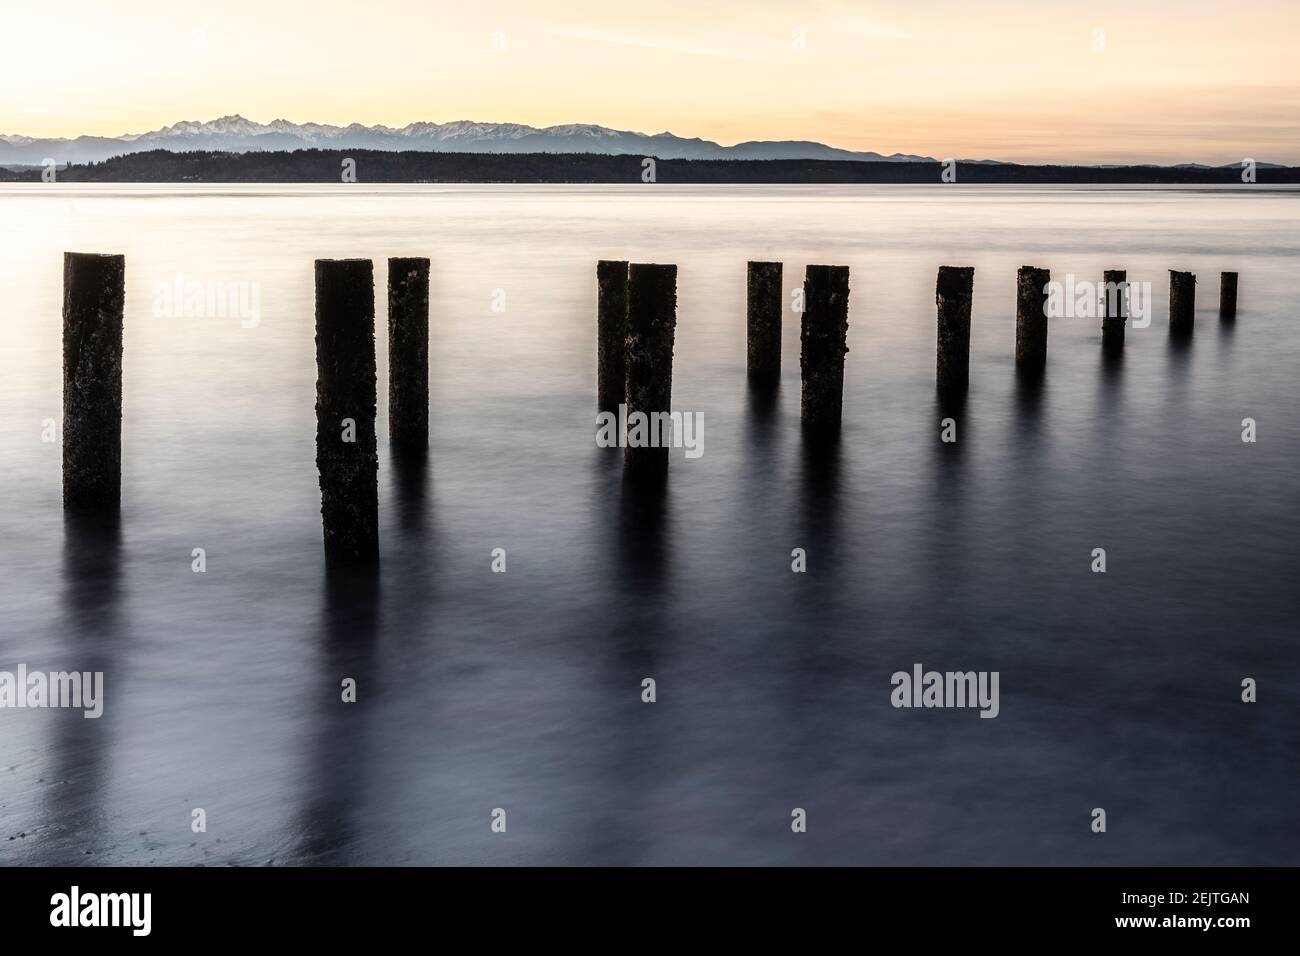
xmin=45 ymin=511 xmax=123 ymax=863
xmin=291 ymin=564 xmax=380 ymax=865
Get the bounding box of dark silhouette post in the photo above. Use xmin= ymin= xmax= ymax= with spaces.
xmin=387 ymin=257 xmax=429 ymax=455
xmin=1220 ymin=271 xmax=1238 ymax=320
xmin=597 ymin=260 xmax=629 ymax=413
xmin=936 ymin=266 xmax=974 ymax=394
xmin=623 ymin=263 xmax=677 ymax=482
xmin=62 ymin=252 xmax=125 ymax=511
xmin=1169 ymin=270 xmax=1196 ymax=336
xmin=315 ymin=259 xmax=379 ymax=563
xmin=747 ymin=261 xmax=783 ymax=385
xmin=800 ymin=264 xmax=850 ymax=434
xmin=1015 ymin=266 xmax=1051 ymax=376
xmin=1102 ymin=269 xmax=1127 ymax=353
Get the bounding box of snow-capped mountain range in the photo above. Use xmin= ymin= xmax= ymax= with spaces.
xmin=0 ymin=114 xmax=936 ymax=166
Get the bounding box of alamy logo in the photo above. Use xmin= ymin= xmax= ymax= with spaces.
xmin=596 ymin=404 xmax=704 ymax=459
xmin=0 ymin=665 xmax=103 ymax=718
xmin=1045 ymin=275 xmax=1151 ymax=328
xmin=152 ymin=274 xmax=261 ymax=328
xmin=890 ymin=663 xmax=1000 ymax=718
xmin=50 ymin=886 xmax=151 ymax=936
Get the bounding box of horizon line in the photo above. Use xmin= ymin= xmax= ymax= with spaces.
xmin=7 ymin=113 xmax=1287 ymax=169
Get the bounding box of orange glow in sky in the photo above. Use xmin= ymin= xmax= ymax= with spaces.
xmin=2 ymin=0 xmax=1297 ymax=164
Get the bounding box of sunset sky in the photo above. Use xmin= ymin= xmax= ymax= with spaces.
xmin=3 ymin=0 xmax=1298 ymax=164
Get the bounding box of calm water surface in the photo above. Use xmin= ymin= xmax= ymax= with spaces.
xmin=0 ymin=184 xmax=1297 ymax=864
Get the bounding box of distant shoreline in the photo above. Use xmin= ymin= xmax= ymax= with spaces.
xmin=3 ymin=149 xmax=1298 ymax=184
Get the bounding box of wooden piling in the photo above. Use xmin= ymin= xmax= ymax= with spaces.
xmin=1220 ymin=271 xmax=1238 ymax=320
xmin=1101 ymin=269 xmax=1127 ymax=353
xmin=597 ymin=260 xmax=629 ymax=413
xmin=316 ymin=259 xmax=379 ymax=563
xmin=387 ymin=257 xmax=429 ymax=454
xmin=1015 ymin=266 xmax=1051 ymax=376
xmin=800 ymin=265 xmax=850 ymax=433
xmin=62 ymin=252 xmax=125 ymax=511
xmin=747 ymin=261 xmax=783 ymax=385
xmin=1169 ymin=270 xmax=1196 ymax=336
xmin=623 ymin=263 xmax=677 ymax=481
xmin=936 ymin=266 xmax=974 ymax=394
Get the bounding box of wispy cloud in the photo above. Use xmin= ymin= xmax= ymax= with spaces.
xmin=829 ymin=12 xmax=910 ymax=41
xmin=541 ymin=25 xmax=765 ymax=62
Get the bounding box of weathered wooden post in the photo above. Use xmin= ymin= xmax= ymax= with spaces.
xmin=388 ymin=257 xmax=429 ymax=455
xmin=936 ymin=266 xmax=974 ymax=394
xmin=1169 ymin=270 xmax=1196 ymax=336
xmin=623 ymin=263 xmax=677 ymax=482
xmin=800 ymin=265 xmax=850 ymax=433
xmin=597 ymin=260 xmax=629 ymax=413
xmin=1015 ymin=266 xmax=1051 ymax=376
xmin=1220 ymin=271 xmax=1238 ymax=320
xmin=316 ymin=259 xmax=379 ymax=563
xmin=747 ymin=261 xmax=783 ymax=385
xmin=1101 ymin=269 xmax=1127 ymax=352
xmin=63 ymin=252 xmax=125 ymax=511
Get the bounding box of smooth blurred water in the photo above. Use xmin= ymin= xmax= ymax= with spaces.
xmin=0 ymin=184 xmax=1297 ymax=865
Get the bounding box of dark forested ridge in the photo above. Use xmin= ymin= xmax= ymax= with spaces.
xmin=3 ymin=148 xmax=1297 ymax=184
